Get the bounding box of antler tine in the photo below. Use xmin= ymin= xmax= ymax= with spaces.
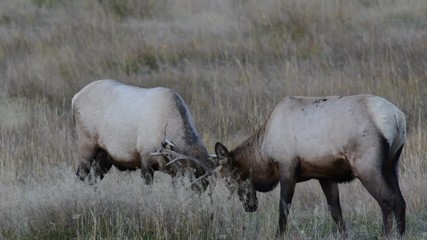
xmin=150 ymin=139 xmax=176 ymax=157
xmin=162 ymin=148 xmax=214 ymax=172
xmin=150 ymin=145 xmax=183 ymax=171
xmin=150 ymin=142 xmax=214 ymax=173
xmin=150 ymin=147 xmax=164 ymax=156
xmin=187 ymin=171 xmax=211 ymax=186
xmin=165 ymin=156 xmax=210 ymax=171
xmin=164 ymin=138 xmax=176 ymax=148
xmin=166 ymin=156 xmax=193 ymax=166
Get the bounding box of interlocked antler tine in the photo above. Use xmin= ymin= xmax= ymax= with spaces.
xmin=150 ymin=139 xmax=177 ymax=159
xmin=150 ymin=149 xmax=164 ymax=156
xmin=160 ymin=148 xmax=214 ymax=172
xmin=188 ymin=171 xmax=211 ymax=186
xmin=150 ymin=143 xmax=217 ymax=186
xmin=150 ymin=143 xmax=214 ymax=173
xmin=150 ymin=144 xmax=183 ymax=171
xmin=166 ymin=157 xmax=194 ymax=166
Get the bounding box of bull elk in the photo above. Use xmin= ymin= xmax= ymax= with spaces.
xmin=214 ymin=95 xmax=406 ymax=237
xmin=72 ymin=79 xmax=213 ymax=191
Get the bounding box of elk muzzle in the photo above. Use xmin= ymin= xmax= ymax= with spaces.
xmin=238 ymin=187 xmax=258 ymax=212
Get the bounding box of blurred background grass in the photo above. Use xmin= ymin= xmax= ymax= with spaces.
xmin=0 ymin=0 xmax=426 ymax=239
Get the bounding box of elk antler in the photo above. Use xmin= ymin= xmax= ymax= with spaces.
xmin=150 ymin=139 xmax=214 ymax=173
xmin=151 ymin=139 xmax=183 ymax=170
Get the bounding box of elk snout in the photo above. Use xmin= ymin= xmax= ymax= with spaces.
xmin=238 ymin=187 xmax=258 ymax=212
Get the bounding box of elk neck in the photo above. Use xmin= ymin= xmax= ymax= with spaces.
xmin=230 ymin=122 xmax=280 ymax=193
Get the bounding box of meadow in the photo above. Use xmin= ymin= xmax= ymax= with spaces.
xmin=0 ymin=0 xmax=426 ymax=239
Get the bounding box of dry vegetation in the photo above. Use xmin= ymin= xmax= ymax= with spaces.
xmin=0 ymin=0 xmax=426 ymax=239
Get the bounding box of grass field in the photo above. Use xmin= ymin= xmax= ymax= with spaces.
xmin=1 ymin=0 xmax=426 ymax=239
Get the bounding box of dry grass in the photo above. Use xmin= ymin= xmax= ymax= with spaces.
xmin=1 ymin=0 xmax=426 ymax=239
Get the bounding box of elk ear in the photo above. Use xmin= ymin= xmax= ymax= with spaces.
xmin=215 ymin=142 xmax=229 ymax=158
xmin=215 ymin=142 xmax=231 ymax=166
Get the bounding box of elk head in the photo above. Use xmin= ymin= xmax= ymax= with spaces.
xmin=214 ymin=142 xmax=258 ymax=212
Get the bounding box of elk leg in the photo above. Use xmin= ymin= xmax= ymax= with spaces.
xmin=358 ymin=170 xmax=395 ymax=236
xmin=319 ymin=180 xmax=346 ymax=233
xmin=140 ymin=167 xmax=154 ymax=185
xmin=382 ymin=146 xmax=406 ymax=236
xmin=140 ymin=153 xmax=155 ymax=185
xmin=93 ymin=150 xmax=113 ymax=180
xmin=385 ymin=170 xmax=406 ymax=236
xmin=278 ymin=170 xmax=297 ymax=236
xmin=76 ymin=141 xmax=98 ymax=182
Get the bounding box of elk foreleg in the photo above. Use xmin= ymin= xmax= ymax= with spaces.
xmin=140 ymin=153 xmax=161 ymax=185
xmin=278 ymin=169 xmax=297 ymax=236
xmin=140 ymin=168 xmax=154 ymax=184
xmin=319 ymin=180 xmax=346 ymax=233
xmin=76 ymin=141 xmax=98 ymax=183
xmin=93 ymin=150 xmax=113 ymax=180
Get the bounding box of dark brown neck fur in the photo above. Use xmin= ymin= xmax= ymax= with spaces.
xmin=230 ymin=122 xmax=280 ymax=193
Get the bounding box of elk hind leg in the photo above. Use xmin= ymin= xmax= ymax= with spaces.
xmin=319 ymin=180 xmax=346 ymax=233
xmin=358 ymin=168 xmax=396 ymax=236
xmin=383 ymin=146 xmax=406 ymax=236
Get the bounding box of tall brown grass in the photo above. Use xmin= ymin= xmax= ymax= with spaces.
xmin=1 ymin=0 xmax=426 ymax=239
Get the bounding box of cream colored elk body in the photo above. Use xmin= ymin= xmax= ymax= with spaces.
xmin=72 ymin=80 xmax=210 ymax=188
xmin=215 ymin=94 xmax=406 ymax=236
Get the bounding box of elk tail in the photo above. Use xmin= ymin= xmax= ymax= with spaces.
xmin=391 ymin=111 xmax=406 ymax=158
xmin=386 ymin=111 xmax=406 ymax=177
